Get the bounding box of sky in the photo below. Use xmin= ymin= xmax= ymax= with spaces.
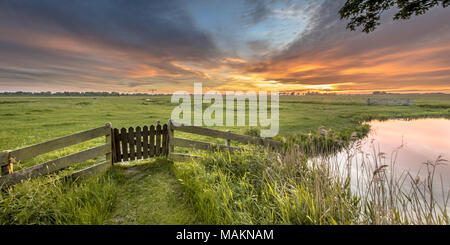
xmin=0 ymin=0 xmax=449 ymax=94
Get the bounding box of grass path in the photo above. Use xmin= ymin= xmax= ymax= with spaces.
xmin=105 ymin=158 xmax=201 ymax=225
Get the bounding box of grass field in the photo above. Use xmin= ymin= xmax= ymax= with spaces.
xmin=0 ymin=94 xmax=449 ymax=224
xmin=1 ymin=94 xmax=449 ymax=149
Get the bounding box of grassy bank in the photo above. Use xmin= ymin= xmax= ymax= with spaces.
xmin=174 ymin=145 xmax=449 ymax=225
xmin=0 ymin=172 xmax=116 ymax=225
xmin=2 ymin=144 xmax=447 ymax=225
xmin=0 ymin=94 xmax=449 ymax=224
xmin=174 ymin=148 xmax=359 ymax=224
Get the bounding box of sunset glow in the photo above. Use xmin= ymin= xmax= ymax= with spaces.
xmin=0 ymin=0 xmax=449 ymax=94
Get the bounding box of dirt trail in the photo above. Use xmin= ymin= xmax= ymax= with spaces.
xmin=106 ymin=159 xmax=200 ymax=225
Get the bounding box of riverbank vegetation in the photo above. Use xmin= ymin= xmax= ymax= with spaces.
xmin=175 ymin=143 xmax=448 ymax=225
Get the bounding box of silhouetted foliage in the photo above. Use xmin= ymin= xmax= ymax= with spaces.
xmin=339 ymin=0 xmax=449 ymax=33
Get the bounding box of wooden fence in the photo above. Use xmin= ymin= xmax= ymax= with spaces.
xmin=0 ymin=119 xmax=282 ymax=187
xmin=0 ymin=123 xmax=113 ymax=187
xmin=167 ymin=119 xmax=281 ymax=161
xmin=112 ymin=122 xmax=169 ymax=163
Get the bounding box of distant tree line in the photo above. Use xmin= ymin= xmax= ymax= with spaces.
xmin=372 ymin=91 xmax=390 ymax=95
xmin=0 ymin=91 xmax=171 ymax=96
xmin=279 ymin=91 xmax=337 ymax=96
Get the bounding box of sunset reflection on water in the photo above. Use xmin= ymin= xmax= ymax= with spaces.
xmin=361 ymin=118 xmax=450 ymax=177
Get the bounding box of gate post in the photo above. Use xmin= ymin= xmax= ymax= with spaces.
xmin=168 ymin=119 xmax=175 ymax=154
xmin=0 ymin=150 xmax=11 ymax=176
xmin=105 ymin=122 xmax=113 ymax=165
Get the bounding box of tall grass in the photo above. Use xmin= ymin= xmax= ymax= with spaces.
xmin=282 ymin=124 xmax=370 ymax=157
xmin=1 ymin=128 xmax=447 ymax=225
xmin=174 ymin=140 xmax=449 ymax=225
xmin=0 ymin=172 xmax=117 ymax=225
xmin=338 ymin=141 xmax=450 ymax=224
xmin=174 ymin=147 xmax=360 ymax=225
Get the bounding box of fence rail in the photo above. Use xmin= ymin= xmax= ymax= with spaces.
xmin=5 ymin=125 xmax=110 ymax=164
xmin=168 ymin=119 xmax=282 ymax=161
xmin=0 ymin=119 xmax=283 ymax=186
xmin=173 ymin=137 xmax=241 ymax=152
xmin=170 ymin=122 xmax=281 ymax=149
xmin=0 ymin=123 xmax=113 ymax=187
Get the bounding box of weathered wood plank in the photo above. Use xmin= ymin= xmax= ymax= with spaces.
xmin=170 ymin=153 xmax=202 ymax=162
xmin=0 ymin=151 xmax=10 ymax=176
xmin=105 ymin=123 xmax=112 ymax=165
xmin=0 ymin=151 xmax=8 ymax=165
xmin=135 ymin=126 xmax=142 ymax=160
xmin=113 ymin=128 xmax=121 ymax=163
xmin=121 ymin=128 xmax=129 ymax=162
xmin=173 ymin=138 xmax=241 ymax=152
xmin=8 ymin=125 xmax=110 ymax=163
xmin=0 ymin=144 xmax=110 ymax=187
xmin=168 ymin=119 xmax=175 ymax=154
xmin=149 ymin=125 xmax=155 ymax=157
xmin=142 ymin=126 xmax=149 ymax=159
xmin=69 ymin=160 xmax=111 ymax=180
xmin=155 ymin=124 xmax=161 ymax=156
xmin=171 ymin=122 xmax=281 ymax=149
xmin=128 ymin=127 xmax=136 ymax=161
xmin=162 ymin=124 xmax=168 ymax=156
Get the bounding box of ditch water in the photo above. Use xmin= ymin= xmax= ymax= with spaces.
xmin=320 ymin=118 xmax=450 ymax=211
xmin=356 ymin=118 xmax=450 ymax=181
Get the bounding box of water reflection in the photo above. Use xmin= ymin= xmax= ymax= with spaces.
xmin=325 ymin=118 xmax=450 ymax=211
xmin=359 ymin=118 xmax=450 ymax=181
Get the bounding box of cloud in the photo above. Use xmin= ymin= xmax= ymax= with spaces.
xmin=236 ymin=0 xmax=450 ymax=93
xmin=242 ymin=0 xmax=273 ymax=25
xmin=0 ymin=0 xmax=220 ymax=61
xmin=0 ymin=0 xmax=449 ymax=93
xmin=0 ymin=0 xmax=223 ymax=92
xmin=246 ymin=39 xmax=271 ymax=54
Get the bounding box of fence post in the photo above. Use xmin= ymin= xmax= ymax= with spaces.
xmin=0 ymin=150 xmax=11 ymax=176
xmin=168 ymin=119 xmax=175 ymax=154
xmin=105 ymin=122 xmax=113 ymax=165
xmin=225 ymin=130 xmax=231 ymax=147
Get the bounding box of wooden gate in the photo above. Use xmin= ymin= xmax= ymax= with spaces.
xmin=112 ymin=122 xmax=169 ymax=163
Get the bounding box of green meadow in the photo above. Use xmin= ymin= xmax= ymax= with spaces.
xmin=0 ymin=94 xmax=449 ymax=224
